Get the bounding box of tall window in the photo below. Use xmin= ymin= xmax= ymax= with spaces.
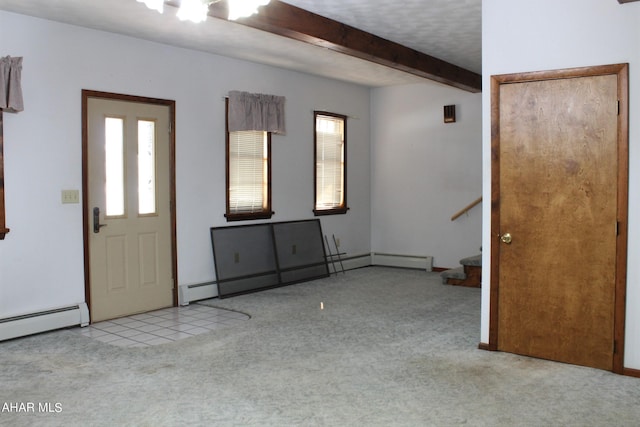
xmin=225 ymin=100 xmax=272 ymax=221
xmin=314 ymin=111 xmax=347 ymax=215
xmin=104 ymin=117 xmax=125 ymax=217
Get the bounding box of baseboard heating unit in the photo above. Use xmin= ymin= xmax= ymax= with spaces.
xmin=0 ymin=303 xmax=89 ymax=341
xmin=178 ymin=254 xmax=372 ymax=306
xmin=179 ymin=282 xmax=218 ymax=306
xmin=338 ymin=253 xmax=371 ymax=271
xmin=371 ymin=253 xmax=434 ymax=271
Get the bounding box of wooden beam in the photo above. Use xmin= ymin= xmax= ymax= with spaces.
xmin=209 ymin=1 xmax=482 ymax=92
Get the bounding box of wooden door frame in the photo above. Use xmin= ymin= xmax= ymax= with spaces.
xmin=488 ymin=64 xmax=629 ymax=374
xmin=81 ymin=90 xmax=178 ymax=319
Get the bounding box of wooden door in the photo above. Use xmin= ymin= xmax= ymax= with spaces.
xmin=490 ymin=65 xmax=629 ymax=372
xmin=84 ymin=92 xmax=176 ymax=322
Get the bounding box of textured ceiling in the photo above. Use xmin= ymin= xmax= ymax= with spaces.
xmin=282 ymin=0 xmax=482 ymax=74
xmin=0 ymin=0 xmax=482 ymax=88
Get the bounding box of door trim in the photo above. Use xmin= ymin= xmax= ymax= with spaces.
xmin=488 ymin=64 xmax=629 ymax=374
xmin=82 ymin=90 xmax=178 ymax=318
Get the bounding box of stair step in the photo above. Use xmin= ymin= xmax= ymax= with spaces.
xmin=441 ymin=253 xmax=482 ymax=288
xmin=440 ymin=266 xmax=466 ymax=284
xmin=460 ymin=254 xmax=482 ymax=267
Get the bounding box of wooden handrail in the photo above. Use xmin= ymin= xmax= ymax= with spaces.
xmin=451 ymin=196 xmax=482 ymax=221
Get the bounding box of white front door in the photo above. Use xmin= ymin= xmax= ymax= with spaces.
xmin=86 ymin=95 xmax=174 ymax=322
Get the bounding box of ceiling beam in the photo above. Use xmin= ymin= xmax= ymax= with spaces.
xmin=210 ymin=1 xmax=482 ymax=93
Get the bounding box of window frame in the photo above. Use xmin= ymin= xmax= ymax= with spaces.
xmin=313 ymin=111 xmax=348 ymax=216
xmin=0 ymin=112 xmax=7 ymax=239
xmin=225 ymin=99 xmax=273 ymax=222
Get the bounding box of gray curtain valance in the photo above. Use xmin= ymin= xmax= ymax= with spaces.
xmin=0 ymin=56 xmax=24 ymax=113
xmin=228 ymin=90 xmax=285 ymax=134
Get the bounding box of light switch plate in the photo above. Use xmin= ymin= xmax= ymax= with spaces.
xmin=61 ymin=189 xmax=80 ymax=204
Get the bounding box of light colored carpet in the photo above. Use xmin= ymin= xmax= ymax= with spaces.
xmin=1 ymin=267 xmax=639 ymax=426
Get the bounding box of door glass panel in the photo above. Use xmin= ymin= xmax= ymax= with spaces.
xmin=138 ymin=120 xmax=156 ymax=215
xmin=105 ymin=117 xmax=125 ymax=216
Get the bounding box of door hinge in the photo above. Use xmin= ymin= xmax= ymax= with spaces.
xmin=616 ymin=221 xmax=620 ymax=236
xmin=613 ymin=340 xmax=618 ymax=354
xmin=617 ymin=100 xmax=620 ymax=115
xmin=168 ymin=122 xmax=172 ymax=133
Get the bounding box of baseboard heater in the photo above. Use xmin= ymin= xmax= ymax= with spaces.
xmin=179 ymin=282 xmax=218 ymax=306
xmin=178 ymin=253 xmax=373 ymax=306
xmin=338 ymin=253 xmax=371 ymax=271
xmin=371 ymin=253 xmax=433 ymax=271
xmin=0 ymin=303 xmax=90 ymax=342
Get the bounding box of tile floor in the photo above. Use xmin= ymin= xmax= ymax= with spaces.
xmin=71 ymin=303 xmax=250 ymax=348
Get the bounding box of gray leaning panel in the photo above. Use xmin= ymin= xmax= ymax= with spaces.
xmin=218 ymin=273 xmax=281 ymax=297
xmin=280 ymin=265 xmax=330 ymax=284
xmin=210 ymin=224 xmax=279 ymax=297
xmin=272 ymin=220 xmax=327 ymax=270
xmin=210 ymin=219 xmax=329 ymax=298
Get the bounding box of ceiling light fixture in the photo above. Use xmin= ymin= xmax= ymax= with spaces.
xmin=137 ymin=0 xmax=271 ymax=23
xmin=137 ymin=0 xmax=164 ymax=13
xmin=176 ymin=0 xmax=211 ymax=23
xmin=227 ymin=0 xmax=270 ymax=21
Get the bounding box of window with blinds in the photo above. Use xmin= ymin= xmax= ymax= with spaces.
xmin=226 ymin=129 xmax=272 ymax=221
xmin=314 ymin=112 xmax=347 ymax=215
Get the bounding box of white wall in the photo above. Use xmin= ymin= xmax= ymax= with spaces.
xmin=0 ymin=11 xmax=371 ymax=318
xmin=371 ymin=83 xmax=482 ymax=268
xmin=482 ymin=0 xmax=640 ymax=369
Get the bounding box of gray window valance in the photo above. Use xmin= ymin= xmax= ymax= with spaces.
xmin=228 ymin=90 xmax=285 ymax=134
xmin=0 ymin=56 xmax=24 ymax=113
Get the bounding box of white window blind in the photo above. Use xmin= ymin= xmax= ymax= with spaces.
xmin=229 ymin=130 xmax=268 ymax=214
xmin=315 ymin=114 xmax=345 ymax=211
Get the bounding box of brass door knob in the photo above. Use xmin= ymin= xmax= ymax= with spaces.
xmin=500 ymin=233 xmax=512 ymax=244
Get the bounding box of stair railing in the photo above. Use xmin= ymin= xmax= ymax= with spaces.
xmin=450 ymin=196 xmax=482 ymax=221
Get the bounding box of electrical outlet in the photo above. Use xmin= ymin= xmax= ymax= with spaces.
xmin=61 ymin=189 xmax=80 ymax=204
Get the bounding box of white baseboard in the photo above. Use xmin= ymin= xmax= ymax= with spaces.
xmin=179 ymin=282 xmax=219 ymax=306
xmin=0 ymin=303 xmax=90 ymax=342
xmin=179 ymin=253 xmax=432 ymax=305
xmin=327 ymin=253 xmax=371 ymax=273
xmin=180 ymin=254 xmax=372 ymax=305
xmin=370 ymin=252 xmax=433 ymax=271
